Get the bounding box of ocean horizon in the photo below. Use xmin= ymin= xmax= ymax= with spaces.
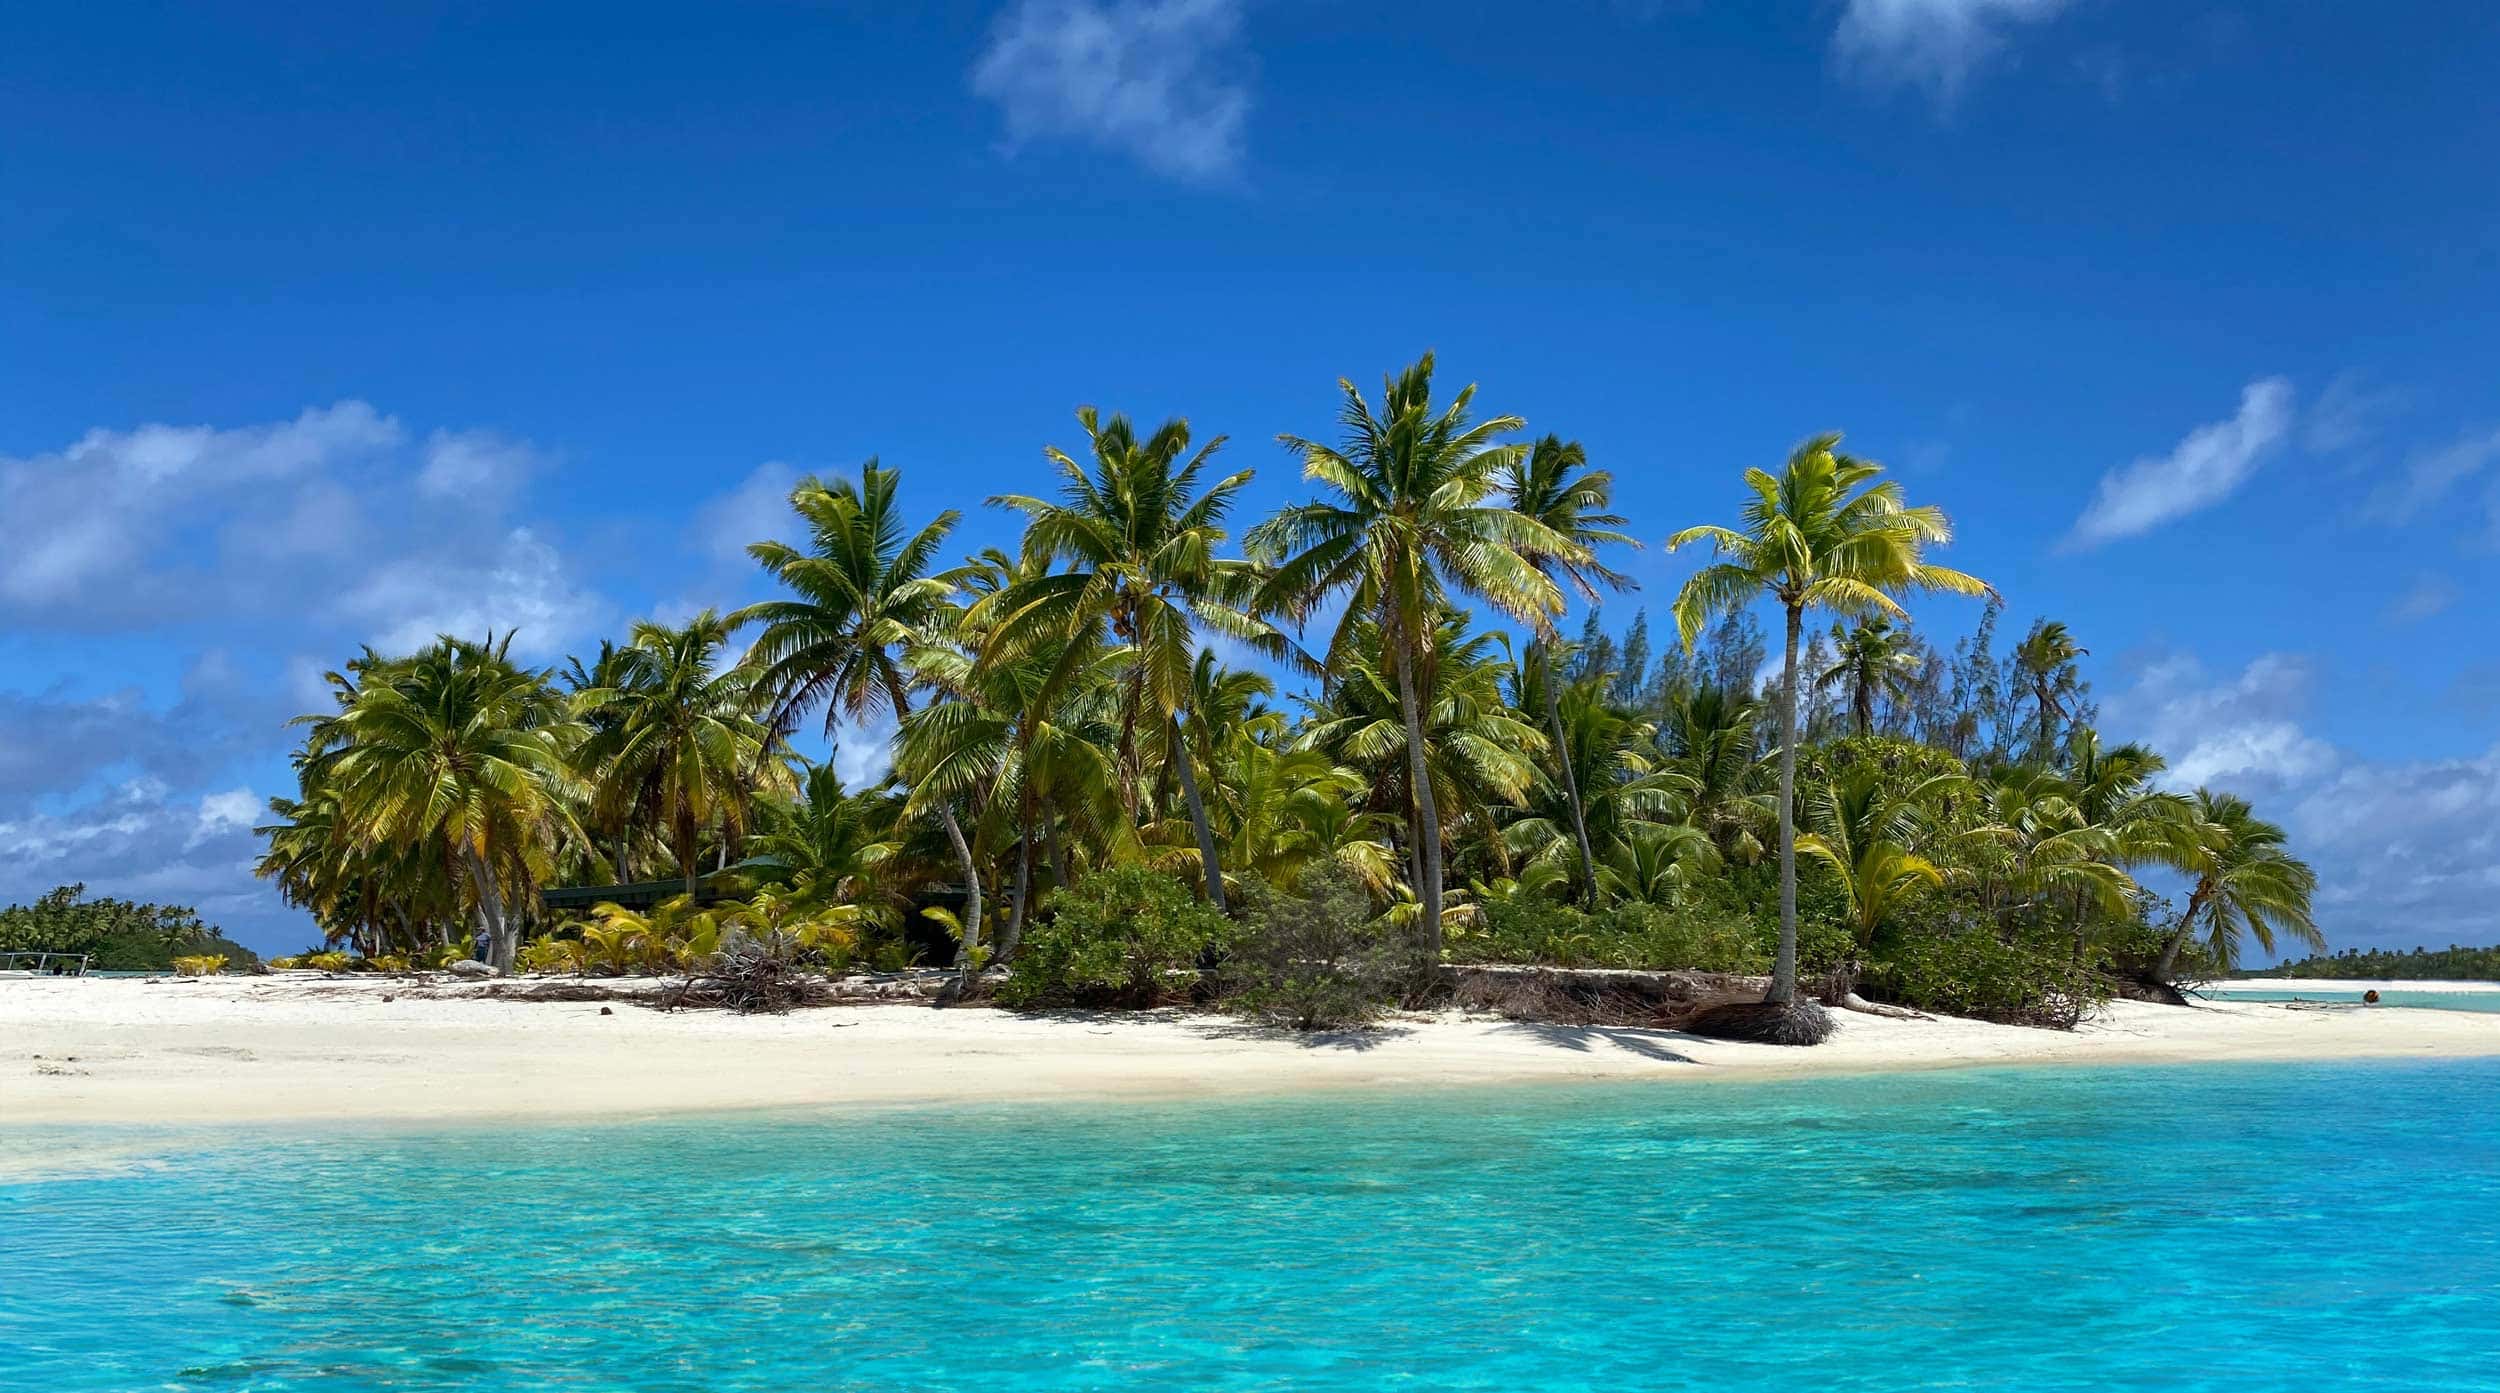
xmin=7 ymin=1057 xmax=2496 ymax=1391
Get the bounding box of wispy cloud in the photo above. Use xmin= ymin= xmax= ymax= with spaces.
xmin=2388 ymin=573 xmax=2459 ymax=625
xmin=970 ymin=0 xmax=1251 ymax=182
xmin=2363 ymin=427 xmax=2500 ymax=526
xmin=1833 ymin=0 xmax=2076 ymax=105
xmin=2067 ymin=377 xmax=2294 ymax=548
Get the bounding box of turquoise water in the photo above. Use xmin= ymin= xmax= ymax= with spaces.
xmin=2206 ymin=988 xmax=2500 ymax=1014
xmin=5 ymin=1060 xmax=2498 ymax=1391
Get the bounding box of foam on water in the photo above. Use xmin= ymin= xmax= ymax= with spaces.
xmin=5 ymin=1059 xmax=2496 ymax=1391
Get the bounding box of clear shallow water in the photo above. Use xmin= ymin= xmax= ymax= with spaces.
xmin=5 ymin=1061 xmax=2497 ymax=1392
xmin=2205 ymin=988 xmax=2500 ymax=1014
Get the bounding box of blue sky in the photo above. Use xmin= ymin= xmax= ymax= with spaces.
xmin=2 ymin=1 xmax=2494 ymax=956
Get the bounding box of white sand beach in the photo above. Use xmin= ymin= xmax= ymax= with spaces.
xmin=4 ymin=975 xmax=2496 ymax=1127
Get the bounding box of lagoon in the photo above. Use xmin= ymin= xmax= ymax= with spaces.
xmin=6 ymin=1059 xmax=2497 ymax=1391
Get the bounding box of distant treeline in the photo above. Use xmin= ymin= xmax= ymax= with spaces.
xmin=2246 ymin=944 xmax=2500 ymax=981
xmin=0 ymin=884 xmax=260 ymax=972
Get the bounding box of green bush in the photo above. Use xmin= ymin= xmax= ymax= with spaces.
xmin=1000 ymin=868 xmax=1232 ymax=1009
xmin=1226 ymin=864 xmax=1414 ymax=1030
xmin=1463 ymin=897 xmax=1769 ymax=974
xmin=1870 ymin=929 xmax=2105 ymax=1028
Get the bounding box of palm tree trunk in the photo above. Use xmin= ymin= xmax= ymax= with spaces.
xmin=464 ymin=845 xmax=515 ymax=972
xmin=882 ymin=672 xmax=984 ymax=980
xmin=1540 ymin=648 xmax=1600 ymax=909
xmin=2154 ymin=884 xmax=2210 ymax=981
xmin=1854 ymin=673 xmax=1873 ymax=737
xmin=1769 ymin=603 xmax=1802 ymax=1005
xmin=1047 ymin=812 xmax=1070 ymax=892
xmin=1390 ymin=634 xmax=1444 ymax=956
xmin=1000 ymin=820 xmax=1033 ymax=962
xmin=940 ymin=805 xmax=982 ymax=980
xmin=1170 ymin=715 xmax=1227 ymax=914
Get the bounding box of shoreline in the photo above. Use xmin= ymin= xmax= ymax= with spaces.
xmin=2209 ymin=978 xmax=2500 ymax=994
xmin=5 ymin=976 xmax=2497 ymax=1130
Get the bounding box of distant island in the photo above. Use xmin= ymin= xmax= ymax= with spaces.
xmin=2242 ymin=945 xmax=2500 ymax=982
xmin=0 ymin=884 xmax=261 ymax=974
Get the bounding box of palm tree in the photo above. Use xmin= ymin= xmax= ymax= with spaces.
xmin=1818 ymin=615 xmax=1921 ymax=737
xmin=2058 ymin=730 xmax=2191 ymax=962
xmin=1503 ymin=662 xmax=1693 ymax=896
xmin=977 ymin=407 xmax=1291 ymax=913
xmin=1500 ymin=435 xmax=1639 ymax=905
xmin=1660 ymin=684 xmax=1769 ymax=864
xmin=1296 ymin=613 xmax=1547 ymax=918
xmin=306 ymin=634 xmax=581 ymax=971
xmin=1250 ymin=354 xmax=1573 ymax=951
xmin=737 ymin=462 xmax=989 ymax=973
xmin=1667 ymin=436 xmax=1990 ymax=1038
xmin=574 ymin=610 xmax=787 ymax=898
xmin=2013 ymin=620 xmax=2089 ymax=759
xmin=2153 ymin=790 xmax=2320 ymax=980
xmin=1796 ymin=765 xmax=1956 ymax=965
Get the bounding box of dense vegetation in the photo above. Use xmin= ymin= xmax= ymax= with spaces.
xmin=2250 ymin=945 xmax=2500 ymax=982
xmin=252 ymin=355 xmax=2320 ymax=1039
xmin=0 ymin=884 xmax=260 ymax=972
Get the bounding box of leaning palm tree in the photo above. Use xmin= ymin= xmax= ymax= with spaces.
xmin=2152 ymin=790 xmax=2320 ymax=980
xmin=736 ymin=462 xmax=988 ymax=973
xmin=1250 ymin=354 xmax=1574 ymax=951
xmin=976 ymin=407 xmax=1293 ymax=913
xmin=573 ymin=611 xmax=788 ymax=898
xmin=1818 ymin=615 xmax=1921 ymax=737
xmin=1500 ymin=435 xmax=1639 ymax=905
xmin=1667 ymin=436 xmax=1990 ymax=1042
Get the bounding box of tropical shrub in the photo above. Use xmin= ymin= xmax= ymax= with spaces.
xmin=517 ymin=934 xmax=585 ymax=974
xmin=171 ymin=954 xmax=227 ymax=977
xmin=1226 ymin=864 xmax=1413 ymax=1030
xmin=1869 ymin=929 xmax=2104 ymax=1028
xmin=300 ymin=950 xmax=356 ymax=973
xmin=1460 ymin=898 xmax=1768 ymax=974
xmin=1000 ymin=868 xmax=1231 ymax=1009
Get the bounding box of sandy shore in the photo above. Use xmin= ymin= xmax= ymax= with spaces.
xmin=4 ymin=975 xmax=2496 ymax=1128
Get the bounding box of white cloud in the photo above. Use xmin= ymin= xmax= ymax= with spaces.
xmin=0 ymin=401 xmax=400 ymax=611
xmin=971 ymin=0 xmax=1251 ymax=182
xmin=190 ymin=787 xmax=261 ymax=848
xmin=2104 ymin=652 xmax=2500 ymax=952
xmin=695 ymin=461 xmax=803 ymax=569
xmin=2105 ymin=652 xmax=2334 ymax=800
xmin=418 ymin=428 xmax=542 ymax=504
xmin=2067 ymin=377 xmax=2294 ymax=548
xmin=2364 ymin=427 xmax=2500 ymax=525
xmin=336 ymin=527 xmax=606 ymax=659
xmin=1833 ymin=0 xmax=2075 ymax=104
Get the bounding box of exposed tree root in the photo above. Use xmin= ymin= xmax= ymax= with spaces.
xmin=1682 ymin=997 xmax=1837 ymax=1046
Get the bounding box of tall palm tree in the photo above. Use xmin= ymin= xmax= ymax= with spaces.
xmin=976 ymin=407 xmax=1292 ymax=913
xmin=305 ymin=634 xmax=581 ymax=971
xmin=1667 ymin=436 xmax=1990 ymax=1036
xmin=1250 ymin=354 xmax=1574 ymax=951
xmin=1818 ymin=615 xmax=1921 ymax=737
xmin=2153 ymin=790 xmax=2320 ymax=980
xmin=737 ymin=462 xmax=988 ymax=972
xmin=1501 ymin=435 xmax=1639 ymax=906
xmin=2013 ymin=620 xmax=2089 ymax=759
xmin=2058 ymin=730 xmax=2192 ymax=962
xmin=574 ymin=610 xmax=787 ymax=898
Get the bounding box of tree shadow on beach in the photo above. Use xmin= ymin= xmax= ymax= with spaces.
xmin=1180 ymin=1018 xmax=1416 ymax=1052
xmin=1491 ymin=1019 xmax=1703 ymax=1065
